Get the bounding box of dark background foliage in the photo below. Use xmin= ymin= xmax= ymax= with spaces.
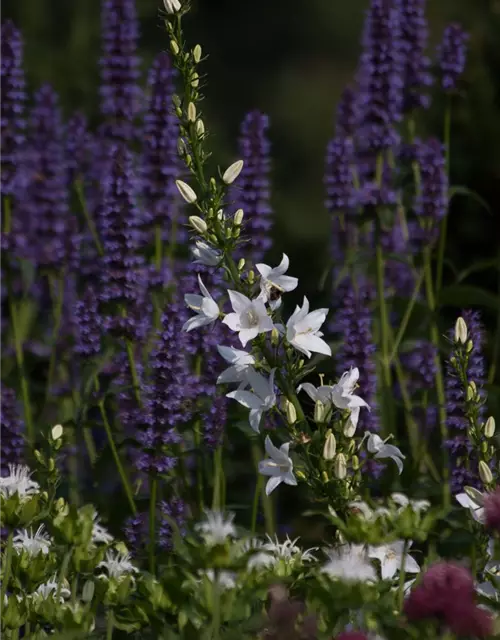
xmin=3 ymin=0 xmax=500 ymax=329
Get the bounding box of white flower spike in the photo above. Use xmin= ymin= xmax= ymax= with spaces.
xmin=0 ymin=464 xmax=40 ymax=500
xmin=216 ymin=345 xmax=255 ymax=385
xmin=223 ymin=290 xmax=273 ymax=347
xmin=91 ymin=513 xmax=114 ymax=545
xmin=227 ymin=369 xmax=276 ymax=432
xmin=196 ymin=510 xmax=237 ymax=546
xmin=258 ymin=435 xmax=297 ymax=495
xmin=13 ymin=525 xmax=52 ymax=556
xmin=191 ymin=241 xmax=221 ymax=267
xmin=330 ymin=367 xmax=370 ymax=433
xmin=391 ymin=493 xmax=430 ymax=513
xmin=97 ymin=550 xmax=138 ymax=580
xmin=365 ymin=433 xmax=405 ymax=474
xmin=368 ymin=540 xmax=420 ymax=580
xmin=322 ymin=544 xmax=376 ymax=583
xmin=256 ymin=253 xmax=298 ymax=309
xmin=183 ymin=275 xmax=220 ymax=332
xmin=286 ymin=296 xmax=331 ymax=358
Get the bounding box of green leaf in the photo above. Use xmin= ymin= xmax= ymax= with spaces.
xmin=448 ymin=185 xmax=492 ymax=216
xmin=438 ymin=285 xmax=500 ymax=311
xmin=456 ymin=258 xmax=499 ymax=283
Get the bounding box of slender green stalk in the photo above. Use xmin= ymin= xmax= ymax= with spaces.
xmin=75 ymin=179 xmax=104 ymax=256
xmin=251 ymin=442 xmax=274 ymax=535
xmin=423 ymin=247 xmax=449 ymax=507
xmin=0 ymin=532 xmax=14 ymax=603
xmin=211 ymin=576 xmax=221 ymax=640
xmin=106 ymin=611 xmax=114 ymax=640
xmin=72 ymin=389 xmax=97 ymax=465
xmin=149 ymin=477 xmax=157 ymax=575
xmin=125 ymin=337 xmax=142 ymax=406
xmin=211 ymin=446 xmax=223 ymax=510
xmin=45 ymin=274 xmax=65 ymax=403
xmin=388 ymin=268 xmax=425 ymax=364
xmin=251 ymin=473 xmax=263 ymax=534
xmin=375 ymin=240 xmax=394 ymax=437
xmin=98 ymin=396 xmax=137 ymax=514
xmin=435 ymin=99 xmax=452 ymax=297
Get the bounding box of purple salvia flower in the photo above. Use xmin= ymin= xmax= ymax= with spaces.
xmin=142 ymin=52 xmax=182 ymax=245
xmin=158 ymin=498 xmax=187 ymax=550
xmin=356 ymin=0 xmax=404 ymax=155
xmin=25 ymin=85 xmax=76 ymax=269
xmin=414 ymin=138 xmax=448 ymax=244
xmin=444 ymin=310 xmax=487 ymax=493
xmin=202 ymin=395 xmax=227 ymax=451
xmin=401 ymin=340 xmax=438 ymax=389
xmin=124 ymin=512 xmax=148 ymax=553
xmin=380 ymin=219 xmax=415 ymax=297
xmin=74 ymin=287 xmax=102 ymax=358
xmin=335 ymin=86 xmax=359 ymax=138
xmin=333 ymin=279 xmax=379 ymax=434
xmin=396 ymin=0 xmax=432 ymax=112
xmin=324 ymin=137 xmax=356 ymax=214
xmin=232 ymin=111 xmax=273 ymax=263
xmin=1 ymin=21 xmax=26 ymax=198
xmin=0 ymin=387 xmax=24 ymax=473
xmin=99 ymin=0 xmax=142 ymax=142
xmin=66 ymin=112 xmax=95 ymax=184
xmin=437 ymin=24 xmax=469 ymax=92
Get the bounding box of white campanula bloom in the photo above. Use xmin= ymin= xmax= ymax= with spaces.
xmin=216 ymin=346 xmax=255 ymax=385
xmin=391 ymin=493 xmax=430 ymax=513
xmin=227 ymin=368 xmax=276 ymax=432
xmin=348 ymin=501 xmax=390 ymax=521
xmin=0 ymin=464 xmax=40 ymax=501
xmin=164 ymin=0 xmax=181 ymax=14
xmin=91 ymin=514 xmax=113 ymax=545
xmin=191 ymin=241 xmax=221 ymax=267
xmin=196 ymin=510 xmax=237 ymax=546
xmin=368 ymin=540 xmax=420 ymax=580
xmin=285 ymin=296 xmax=331 ymax=358
xmin=13 ymin=525 xmax=52 ymax=556
xmin=97 ymin=550 xmax=138 ymax=580
xmin=455 ymin=487 xmax=485 ymax=524
xmin=203 ymin=569 xmax=237 ymax=590
xmin=258 ymin=435 xmax=297 ymax=495
xmin=223 ymin=291 xmax=273 ymax=347
xmin=364 ymin=433 xmax=405 ymax=474
xmin=322 ymin=544 xmax=376 ymax=583
xmin=32 ymin=576 xmax=71 ymax=602
xmin=183 ymin=275 xmax=220 ymax=332
xmin=256 ymin=253 xmax=298 ymax=309
xmin=330 ymin=367 xmax=370 ymax=433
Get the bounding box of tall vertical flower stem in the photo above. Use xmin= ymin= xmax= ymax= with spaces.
xmin=435 ymin=99 xmax=452 ymax=297
xmin=3 ymin=197 xmax=33 ymax=444
xmin=74 ymin=180 xmax=104 ymax=257
xmin=388 ymin=269 xmax=425 ymax=364
xmin=106 ymin=611 xmax=114 ymax=640
xmin=72 ymin=389 xmax=97 ymax=466
xmin=193 ymin=419 xmax=205 ymax=514
xmin=0 ymin=532 xmax=14 ymax=603
xmin=423 ymin=246 xmax=449 ymax=507
xmin=211 ymin=577 xmax=221 ymax=640
xmin=97 ymin=387 xmax=137 ymax=514
xmin=124 ymin=334 xmax=142 ymax=407
xmin=45 ymin=274 xmax=65 ymax=404
xmin=211 ymin=446 xmax=224 ymax=511
xmin=149 ymin=476 xmax=157 ymax=575
xmin=251 ymin=441 xmax=274 ymax=535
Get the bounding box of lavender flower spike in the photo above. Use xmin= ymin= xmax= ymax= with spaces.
xmin=1 ymin=387 xmax=25 ymax=473
xmin=437 ymin=24 xmax=469 ymax=92
xmin=414 ymin=138 xmax=448 ymax=243
xmin=99 ymin=0 xmax=142 ymax=142
xmin=1 ymin=21 xmax=26 ymax=198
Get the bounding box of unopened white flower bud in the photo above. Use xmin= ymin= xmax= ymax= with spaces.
xmin=466 ymin=340 xmax=473 ymax=354
xmin=177 ymin=137 xmax=186 ymax=156
xmin=51 ymin=424 xmax=63 ymax=440
xmin=285 ymin=400 xmax=297 ymax=425
xmin=271 ymin=327 xmax=280 ymax=346
xmin=343 ymin=416 xmax=356 ymax=438
xmin=466 ymin=383 xmax=475 ymax=402
xmin=176 ymin=180 xmax=197 ymax=203
xmin=248 ymin=270 xmax=255 ymax=285
xmin=334 ymin=453 xmax=347 ymax=480
xmin=188 ymin=216 xmax=207 ymax=234
xmin=323 ymin=431 xmax=336 ymax=460
xmin=222 ymin=160 xmax=244 ymax=185
xmin=484 ymin=416 xmax=496 ymax=438
xmin=314 ymin=400 xmax=326 ymax=424
xmin=193 ymin=44 xmax=202 ymax=63
xmin=82 ymin=580 xmax=95 ymax=603
xmin=195 ymin=119 xmax=205 ymax=137
xmin=191 ymin=72 xmax=200 ymax=88
xmin=237 ymin=258 xmax=245 ymax=271
xmin=233 ymin=208 xmax=244 ymax=226
xmin=170 ymin=40 xmax=180 ymax=55
xmin=454 ymin=317 xmax=468 ymax=344
xmin=479 ymin=460 xmax=493 ymax=485
xmin=187 ymin=102 xmax=197 ymax=123
xmin=164 ymin=0 xmax=181 ymax=14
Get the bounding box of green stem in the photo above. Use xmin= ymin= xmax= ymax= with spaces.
xmin=423 ymin=247 xmax=449 ymax=508
xmin=149 ymin=477 xmax=157 ymax=575
xmin=251 ymin=442 xmax=274 ymax=535
xmin=436 ymin=100 xmax=452 ymax=297
xmin=251 ymin=473 xmax=263 ymax=534
xmin=1 ymin=532 xmax=14 ymax=604
xmin=211 ymin=576 xmax=221 ymax=640
xmin=125 ymin=337 xmax=142 ymax=406
xmin=388 ymin=268 xmax=425 ymax=364
xmin=106 ymin=611 xmax=114 ymax=640
xmin=72 ymin=389 xmax=97 ymax=465
xmin=98 ymin=395 xmax=137 ymax=514
xmin=45 ymin=274 xmax=65 ymax=404
xmin=211 ymin=446 xmax=223 ymax=510
xmin=375 ymin=240 xmax=393 ymax=437
xmin=75 ymin=179 xmax=104 ymax=256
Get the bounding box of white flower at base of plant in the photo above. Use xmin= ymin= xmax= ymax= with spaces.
xmin=330 ymin=367 xmax=370 ymax=432
xmin=258 ymin=435 xmax=297 ymax=495
xmin=348 ymin=501 xmax=390 ymax=521
xmin=322 ymin=544 xmax=376 ymax=583
xmin=97 ymin=550 xmax=138 ymax=580
xmin=191 ymin=241 xmax=220 ymax=266
xmin=364 ymin=433 xmax=405 ymax=474
xmin=0 ymin=464 xmax=40 ymax=500
xmin=196 ymin=510 xmax=237 ymax=545
xmin=256 ymin=253 xmax=298 ymax=309
xmin=91 ymin=513 xmax=114 ymax=545
xmin=203 ymin=570 xmax=237 ymax=590
xmin=223 ymin=290 xmax=274 ymax=347
xmin=183 ymin=275 xmax=220 ymax=331
xmin=455 ymin=487 xmax=485 ymax=523
xmin=368 ymin=540 xmax=420 ymax=580
xmin=31 ymin=576 xmax=71 ymax=602
xmin=227 ymin=369 xmax=276 ymax=432
xmin=391 ymin=492 xmax=430 ymax=513
xmin=216 ymin=345 xmax=255 ymax=385
xmin=13 ymin=524 xmax=52 ymax=556
xmin=286 ymin=296 xmax=331 ymax=358
xmin=263 ymin=534 xmax=317 ymax=562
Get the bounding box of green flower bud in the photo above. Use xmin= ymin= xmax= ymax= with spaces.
xmin=466 ymin=383 xmax=475 ymax=402
xmin=322 ymin=471 xmax=329 ymax=483
xmin=193 ymin=44 xmax=202 ymax=63
xmin=195 ymin=119 xmax=205 ymax=136
xmin=82 ymin=580 xmax=95 ymax=603
xmin=352 ymin=455 xmax=360 ymax=470
xmin=323 ymin=431 xmax=336 ymax=460
xmin=314 ymin=400 xmax=326 ymax=424
xmin=238 ymin=258 xmax=245 ymax=271
xmin=271 ymin=327 xmax=280 ymax=346
xmin=484 ymin=416 xmax=496 ymax=438
xmin=222 ymin=160 xmax=244 ymax=185
xmin=466 ymin=340 xmax=473 ymax=353
xmin=284 ymin=399 xmax=297 ymax=425
xmin=187 ymin=102 xmax=197 ymax=123
xmin=454 ymin=317 xmax=468 ymax=344
xmin=188 ymin=215 xmax=207 ymax=234
xmin=191 ymin=72 xmax=200 ymax=88
xmin=248 ymin=270 xmax=255 ymax=284
xmin=233 ymin=208 xmax=244 ymax=225
xmin=479 ymin=460 xmax=493 ymax=485
xmin=176 ymin=180 xmax=197 ymax=203
xmin=334 ymin=453 xmax=347 ymax=480
xmin=170 ymin=39 xmax=180 ymax=55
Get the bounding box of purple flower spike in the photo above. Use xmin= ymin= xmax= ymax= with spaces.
xmin=74 ymin=287 xmax=102 ymax=359
xmin=232 ymin=111 xmax=273 ymax=263
xmin=335 ymin=86 xmax=359 ymax=138
xmin=1 ymin=387 xmax=24 ymax=473
xmin=414 ymin=138 xmax=448 ymax=243
xmin=325 ymin=137 xmax=356 ymax=214
xmin=99 ymin=0 xmax=142 ymax=142
xmin=437 ymin=24 xmax=469 ymax=92
xmin=66 ymin=112 xmax=95 ymax=184
xmin=1 ymin=21 xmax=26 ymax=198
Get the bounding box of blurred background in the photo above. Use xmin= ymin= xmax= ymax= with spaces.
xmin=3 ymin=0 xmax=500 ymax=311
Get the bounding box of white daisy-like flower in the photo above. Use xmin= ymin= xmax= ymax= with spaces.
xmin=13 ymin=524 xmax=52 ymax=556
xmin=391 ymin=493 xmax=430 ymax=513
xmin=322 ymin=544 xmax=376 ymax=583
xmin=203 ymin=569 xmax=237 ymax=590
xmin=348 ymin=501 xmax=390 ymax=520
xmin=196 ymin=510 xmax=237 ymax=546
xmin=91 ymin=514 xmax=113 ymax=545
xmin=0 ymin=464 xmax=40 ymax=500
xmin=263 ymin=534 xmax=317 ymax=561
xmin=31 ymin=576 xmax=71 ymax=602
xmin=97 ymin=550 xmax=138 ymax=580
